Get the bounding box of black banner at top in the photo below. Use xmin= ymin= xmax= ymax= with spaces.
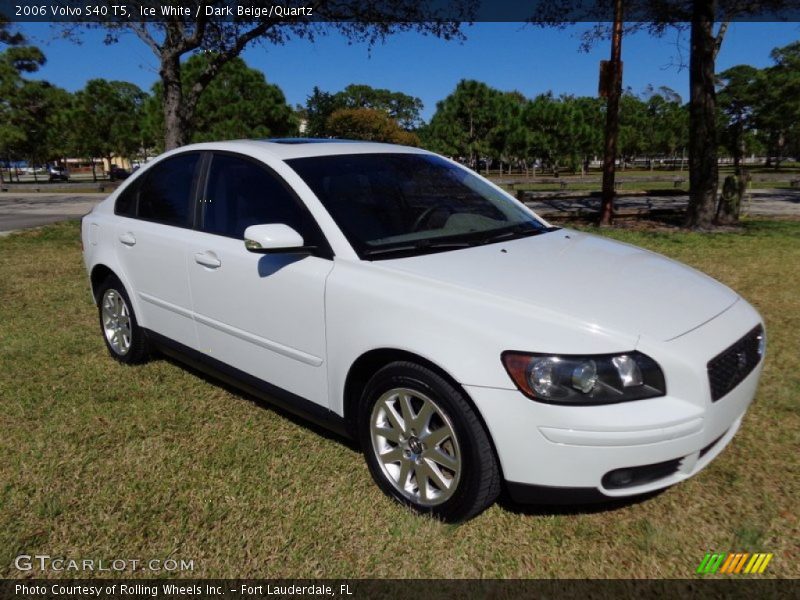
xmin=2 ymin=0 xmax=800 ymax=23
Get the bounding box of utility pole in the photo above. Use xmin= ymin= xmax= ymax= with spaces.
xmin=599 ymin=0 xmax=623 ymax=226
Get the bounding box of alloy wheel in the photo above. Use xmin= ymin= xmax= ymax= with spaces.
xmin=369 ymin=387 xmax=462 ymax=506
xmin=101 ymin=289 xmax=132 ymax=356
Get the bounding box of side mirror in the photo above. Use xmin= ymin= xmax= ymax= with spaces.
xmin=244 ymin=224 xmax=305 ymax=253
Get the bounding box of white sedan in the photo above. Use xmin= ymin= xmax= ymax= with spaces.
xmin=81 ymin=140 xmax=765 ymax=521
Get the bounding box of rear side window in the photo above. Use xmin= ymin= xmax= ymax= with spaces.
xmin=200 ymin=153 xmax=321 ymax=244
xmin=137 ymin=153 xmax=201 ymax=227
xmin=114 ymin=178 xmax=139 ymax=217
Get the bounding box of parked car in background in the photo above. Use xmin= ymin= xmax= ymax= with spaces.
xmin=81 ymin=139 xmax=766 ymax=522
xmin=109 ymin=165 xmax=130 ymax=181
xmin=48 ymin=165 xmax=69 ymax=182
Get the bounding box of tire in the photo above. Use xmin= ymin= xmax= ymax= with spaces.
xmin=358 ymin=361 xmax=501 ymax=522
xmin=96 ymin=274 xmax=150 ymax=364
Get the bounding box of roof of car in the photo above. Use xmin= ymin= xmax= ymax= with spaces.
xmin=263 ymin=137 xmax=363 ymax=144
xmin=169 ymin=138 xmax=430 ymax=162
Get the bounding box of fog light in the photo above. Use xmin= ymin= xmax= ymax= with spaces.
xmin=607 ymin=469 xmax=634 ymax=488
xmin=571 ymin=360 xmax=597 ymax=393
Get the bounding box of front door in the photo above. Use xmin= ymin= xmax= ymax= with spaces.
xmin=186 ymin=152 xmax=334 ymax=407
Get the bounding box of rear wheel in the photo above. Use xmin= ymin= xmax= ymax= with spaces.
xmin=96 ymin=275 xmax=150 ymax=364
xmin=359 ymin=361 xmax=500 ymax=522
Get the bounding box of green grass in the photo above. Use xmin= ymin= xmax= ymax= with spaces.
xmin=1 ymin=220 xmax=798 ymax=579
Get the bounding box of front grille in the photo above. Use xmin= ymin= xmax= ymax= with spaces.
xmin=707 ymin=325 xmax=764 ymax=402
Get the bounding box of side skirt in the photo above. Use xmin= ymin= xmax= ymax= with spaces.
xmin=145 ymin=329 xmax=350 ymax=439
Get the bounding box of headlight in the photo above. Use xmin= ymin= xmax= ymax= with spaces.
xmin=501 ymin=351 xmax=666 ymax=405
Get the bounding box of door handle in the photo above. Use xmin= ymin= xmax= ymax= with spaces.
xmin=118 ymin=232 xmax=136 ymax=246
xmin=194 ymin=251 xmax=222 ymax=269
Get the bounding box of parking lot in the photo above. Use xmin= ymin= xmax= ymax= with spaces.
xmin=524 ymin=189 xmax=800 ymax=220
xmin=0 ymin=193 xmax=106 ymax=235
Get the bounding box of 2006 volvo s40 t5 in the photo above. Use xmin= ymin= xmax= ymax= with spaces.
xmin=82 ymin=140 xmax=765 ymax=521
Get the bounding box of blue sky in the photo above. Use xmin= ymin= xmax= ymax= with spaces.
xmin=17 ymin=22 xmax=800 ymax=121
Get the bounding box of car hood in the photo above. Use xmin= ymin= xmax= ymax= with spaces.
xmin=378 ymin=229 xmax=738 ymax=342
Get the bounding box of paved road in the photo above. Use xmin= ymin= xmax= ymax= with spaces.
xmin=0 ymin=193 xmax=107 ymax=235
xmin=525 ymin=189 xmax=800 ymax=219
xmin=1 ymin=189 xmax=798 ymax=236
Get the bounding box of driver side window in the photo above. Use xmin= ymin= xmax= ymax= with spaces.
xmin=200 ymin=154 xmax=317 ymax=243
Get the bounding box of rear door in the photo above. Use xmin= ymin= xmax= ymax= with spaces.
xmin=186 ymin=152 xmax=334 ymax=407
xmin=113 ymin=152 xmax=203 ymax=349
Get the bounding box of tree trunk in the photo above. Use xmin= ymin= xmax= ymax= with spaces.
xmin=161 ymin=54 xmax=187 ymax=150
xmin=600 ymin=0 xmax=623 ymax=226
xmin=715 ymin=174 xmax=745 ymax=225
xmin=774 ymin=133 xmax=785 ymax=170
xmin=685 ymin=0 xmax=719 ymax=229
xmin=91 ymin=160 xmax=97 ymax=182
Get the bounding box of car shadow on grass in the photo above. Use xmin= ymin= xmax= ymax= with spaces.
xmin=497 ymin=487 xmax=667 ymax=517
xmin=156 ymin=352 xmax=667 ymax=518
xmin=157 ymin=353 xmax=362 ymax=455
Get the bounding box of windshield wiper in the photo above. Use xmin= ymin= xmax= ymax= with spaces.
xmin=362 ymin=225 xmax=560 ymax=259
xmin=479 ymin=223 xmax=557 ymax=244
xmin=362 ymin=238 xmax=475 ymax=258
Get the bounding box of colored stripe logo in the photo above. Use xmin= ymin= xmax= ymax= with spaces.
xmin=696 ymin=552 xmax=773 ymax=574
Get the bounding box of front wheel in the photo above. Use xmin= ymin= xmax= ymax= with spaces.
xmin=359 ymin=361 xmax=500 ymax=522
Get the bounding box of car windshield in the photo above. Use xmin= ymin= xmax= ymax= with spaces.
xmin=286 ymin=153 xmax=554 ymax=259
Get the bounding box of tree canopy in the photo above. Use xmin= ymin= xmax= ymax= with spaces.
xmin=0 ymin=23 xmax=66 ymax=179
xmin=529 ymin=0 xmax=800 ymax=227
xmin=325 ymin=107 xmax=419 ymax=145
xmin=305 ymin=84 xmax=424 ymax=137
xmin=716 ymin=41 xmax=800 ymax=170
xmin=72 ymin=79 xmax=148 ymax=175
xmin=424 ymin=80 xmax=503 ymax=167
xmin=423 ymin=80 xmax=688 ymax=175
xmin=4 ymin=20 xmax=800 ymax=219
xmin=68 ymin=1 xmax=469 ymax=148
xmin=147 ymin=54 xmax=296 ymax=149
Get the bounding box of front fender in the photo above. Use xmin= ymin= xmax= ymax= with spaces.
xmin=324 ymin=259 xmax=637 ymax=416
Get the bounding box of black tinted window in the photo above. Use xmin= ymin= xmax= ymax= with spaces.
xmin=115 ymin=178 xmax=139 ymax=217
xmin=137 ymin=153 xmax=200 ymax=227
xmin=201 ymin=154 xmax=317 ymax=242
xmin=286 ymin=153 xmax=545 ymax=255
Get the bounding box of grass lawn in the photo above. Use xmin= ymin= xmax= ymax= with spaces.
xmin=1 ymin=220 xmax=798 ymax=579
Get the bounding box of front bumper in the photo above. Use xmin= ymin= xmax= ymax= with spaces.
xmin=467 ymin=299 xmax=764 ymax=502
